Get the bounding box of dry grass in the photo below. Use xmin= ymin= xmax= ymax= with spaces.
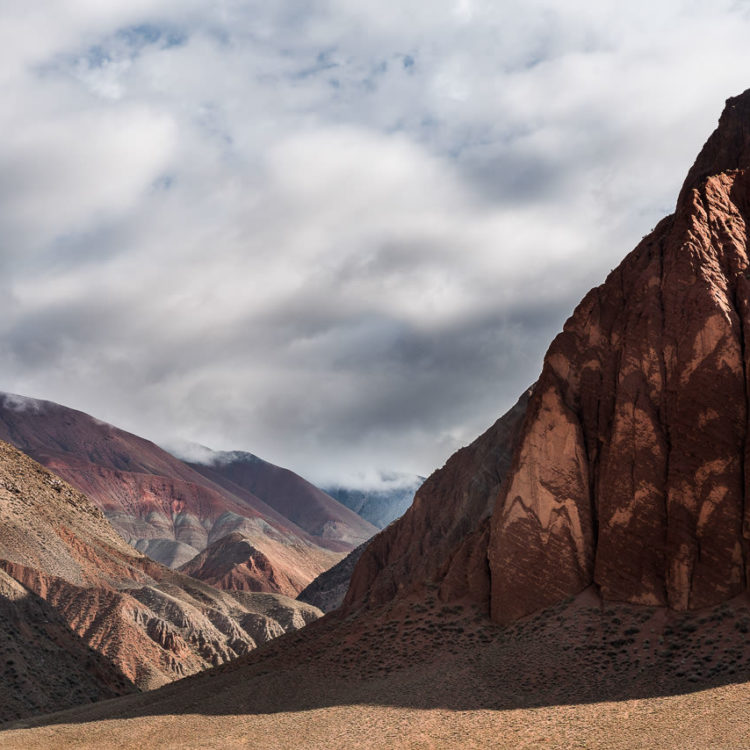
xmin=6 ymin=587 xmax=750 ymax=748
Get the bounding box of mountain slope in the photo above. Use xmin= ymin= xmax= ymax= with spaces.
xmin=0 ymin=395 xmax=345 ymax=592
xmin=322 ymin=473 xmax=424 ymax=529
xmin=178 ymin=532 xmax=302 ymax=596
xmin=186 ymin=449 xmax=377 ymax=546
xmin=346 ymin=89 xmax=750 ymax=626
xmin=296 ymin=542 xmax=367 ymax=613
xmin=344 ymin=388 xmax=531 ymax=610
xmin=0 ymin=566 xmax=135 ymax=723
xmin=0 ymin=439 xmax=322 ymax=719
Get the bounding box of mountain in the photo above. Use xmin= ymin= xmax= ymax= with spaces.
xmin=347 ymin=88 xmax=750 ymax=625
xmin=183 ymin=448 xmax=377 ymax=546
xmin=0 ymin=439 xmax=322 ymax=721
xmin=321 ymin=473 xmax=424 ymax=529
xmin=178 ymin=532 xmax=302 ymax=596
xmin=296 ymin=542 xmax=367 ymax=612
xmin=8 ymin=90 xmax=750 ymax=749
xmin=345 ymin=389 xmax=531 ymax=610
xmin=0 ymin=394 xmax=357 ymax=593
xmin=0 ymin=565 xmax=135 ymax=723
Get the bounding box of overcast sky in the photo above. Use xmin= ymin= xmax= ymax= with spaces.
xmin=2 ymin=1 xmax=750 ymax=486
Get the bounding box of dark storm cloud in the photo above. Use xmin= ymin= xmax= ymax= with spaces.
xmin=3 ymin=1 xmax=750 ymax=483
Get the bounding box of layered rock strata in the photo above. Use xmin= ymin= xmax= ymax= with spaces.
xmin=0 ymin=440 xmax=322 ymax=697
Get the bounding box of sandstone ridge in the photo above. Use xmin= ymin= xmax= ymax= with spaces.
xmin=347 ymin=88 xmax=750 ymax=625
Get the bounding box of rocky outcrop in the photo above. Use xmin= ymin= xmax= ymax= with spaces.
xmin=297 ymin=542 xmax=368 ymax=612
xmin=490 ymin=94 xmax=750 ymax=623
xmin=346 ymin=88 xmax=750 ymax=627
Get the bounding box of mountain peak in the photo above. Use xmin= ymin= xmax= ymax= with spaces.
xmin=679 ymin=87 xmax=750 ymax=203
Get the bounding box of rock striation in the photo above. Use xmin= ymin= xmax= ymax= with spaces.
xmin=347 ymin=88 xmax=750 ymax=626
xmin=0 ymin=439 xmax=322 ymax=711
xmin=0 ymin=396 xmax=354 ymax=592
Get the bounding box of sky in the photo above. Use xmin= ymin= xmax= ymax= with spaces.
xmin=3 ymin=1 xmax=750 ymax=487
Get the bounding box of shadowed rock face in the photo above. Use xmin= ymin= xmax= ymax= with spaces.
xmin=297 ymin=543 xmax=368 ymax=613
xmin=347 ymin=89 xmax=750 ymax=626
xmin=344 ymin=390 xmax=531 ymax=611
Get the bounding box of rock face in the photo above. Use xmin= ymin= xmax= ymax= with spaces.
xmin=0 ymin=395 xmax=349 ymax=592
xmin=347 ymin=89 xmax=750 ymax=626
xmin=297 ymin=543 xmax=368 ymax=613
xmin=0 ymin=440 xmax=322 ymax=705
xmin=345 ymin=389 xmax=531 ymax=610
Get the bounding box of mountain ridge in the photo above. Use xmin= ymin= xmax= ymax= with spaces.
xmin=0 ymin=393 xmax=367 ymax=593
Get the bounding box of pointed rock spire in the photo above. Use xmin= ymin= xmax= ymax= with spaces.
xmin=679 ymin=88 xmax=750 ymax=204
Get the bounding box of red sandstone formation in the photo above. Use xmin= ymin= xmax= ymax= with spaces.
xmin=347 ymin=89 xmax=750 ymax=626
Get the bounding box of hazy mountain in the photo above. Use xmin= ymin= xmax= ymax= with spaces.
xmin=321 ymin=473 xmax=424 ymax=529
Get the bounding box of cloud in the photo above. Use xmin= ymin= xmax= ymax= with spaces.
xmin=2 ymin=1 xmax=750 ymax=482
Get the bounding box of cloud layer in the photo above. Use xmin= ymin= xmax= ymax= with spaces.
xmin=3 ymin=1 xmax=750 ymax=483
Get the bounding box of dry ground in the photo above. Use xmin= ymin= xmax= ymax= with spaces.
xmin=5 ymin=588 xmax=750 ymax=749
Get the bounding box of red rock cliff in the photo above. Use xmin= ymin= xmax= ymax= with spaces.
xmin=347 ymin=89 xmax=750 ymax=626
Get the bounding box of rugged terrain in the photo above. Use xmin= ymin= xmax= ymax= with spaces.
xmin=0 ymin=440 xmax=321 ymax=721
xmin=348 ymin=88 xmax=750 ymax=626
xmin=297 ymin=542 xmax=367 ymax=612
xmin=7 ymin=589 xmax=750 ymax=748
xmin=0 ymin=566 xmax=135 ymax=723
xmin=6 ymin=90 xmax=750 ymax=749
xmin=0 ymin=395 xmax=369 ymax=592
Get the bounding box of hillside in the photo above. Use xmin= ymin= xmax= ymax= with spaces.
xmin=0 ymin=395 xmax=352 ymax=593
xmin=0 ymin=440 xmax=322 ymax=721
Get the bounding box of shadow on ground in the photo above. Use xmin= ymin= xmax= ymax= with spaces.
xmin=7 ymin=588 xmax=750 ymax=730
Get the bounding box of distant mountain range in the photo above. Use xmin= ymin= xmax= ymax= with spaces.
xmin=322 ymin=473 xmax=424 ymax=529
xmin=0 ymin=393 xmax=377 ymax=596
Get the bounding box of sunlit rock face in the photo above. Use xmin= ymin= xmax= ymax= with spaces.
xmin=347 ymin=89 xmax=750 ymax=626
xmin=490 ymin=90 xmax=750 ymax=622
